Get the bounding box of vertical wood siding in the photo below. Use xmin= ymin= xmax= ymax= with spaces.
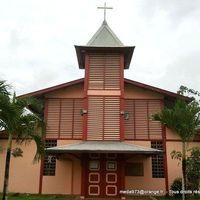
xmin=124 ymin=99 xmax=163 ymax=140
xmin=46 ymin=98 xmax=83 ymax=139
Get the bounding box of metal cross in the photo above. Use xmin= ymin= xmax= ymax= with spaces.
xmin=97 ymin=2 xmax=113 ymax=21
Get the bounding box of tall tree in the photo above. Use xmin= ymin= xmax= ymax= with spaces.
xmin=0 ymin=83 xmax=45 ymax=200
xmin=153 ymin=99 xmax=200 ymax=200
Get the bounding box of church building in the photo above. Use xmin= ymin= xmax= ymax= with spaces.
xmin=0 ymin=6 xmax=199 ymax=199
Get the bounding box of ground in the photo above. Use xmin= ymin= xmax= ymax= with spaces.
xmin=0 ymin=194 xmax=200 ymax=200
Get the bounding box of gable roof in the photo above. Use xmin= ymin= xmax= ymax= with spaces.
xmin=87 ymin=20 xmax=124 ymax=47
xmin=18 ymin=78 xmax=191 ymax=101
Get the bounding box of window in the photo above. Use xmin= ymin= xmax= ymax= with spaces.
xmin=43 ymin=140 xmax=57 ymax=176
xmin=151 ymin=141 xmax=165 ymax=178
xmin=125 ymin=162 xmax=144 ymax=176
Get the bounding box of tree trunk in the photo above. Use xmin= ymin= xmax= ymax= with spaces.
xmin=182 ymin=141 xmax=187 ymax=200
xmin=2 ymin=133 xmax=13 ymax=200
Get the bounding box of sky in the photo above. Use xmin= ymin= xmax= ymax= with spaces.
xmin=0 ymin=0 xmax=199 ymax=96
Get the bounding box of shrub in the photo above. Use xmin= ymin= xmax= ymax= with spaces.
xmin=170 ymin=178 xmax=182 ymax=199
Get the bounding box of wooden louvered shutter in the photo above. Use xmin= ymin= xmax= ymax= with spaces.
xmin=135 ymin=100 xmax=148 ymax=139
xmin=148 ymin=100 xmax=162 ymax=139
xmin=60 ymin=99 xmax=73 ymax=138
xmin=87 ymin=96 xmax=104 ymax=140
xmin=73 ymin=99 xmax=83 ymax=139
xmin=46 ymin=99 xmax=60 ymax=138
xmin=89 ymin=55 xmax=104 ymax=89
xmin=124 ymin=99 xmax=135 ymax=139
xmin=46 ymin=98 xmax=83 ymax=139
xmin=88 ymin=54 xmax=120 ymax=90
xmin=124 ymin=99 xmax=163 ymax=140
xmin=104 ymin=55 xmax=120 ymax=90
xmin=104 ymin=97 xmax=120 ymax=140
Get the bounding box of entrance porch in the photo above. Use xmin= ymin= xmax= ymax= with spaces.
xmin=46 ymin=141 xmax=163 ymax=199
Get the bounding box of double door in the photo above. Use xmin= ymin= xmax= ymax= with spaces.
xmin=85 ymin=153 xmax=121 ymax=198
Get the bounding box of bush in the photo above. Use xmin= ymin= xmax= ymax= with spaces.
xmin=170 ymin=178 xmax=182 ymax=199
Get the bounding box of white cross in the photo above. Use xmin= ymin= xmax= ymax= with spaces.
xmin=97 ymin=2 xmax=113 ymax=21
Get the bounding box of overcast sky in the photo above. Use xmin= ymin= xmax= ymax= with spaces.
xmin=0 ymin=0 xmax=199 ymax=95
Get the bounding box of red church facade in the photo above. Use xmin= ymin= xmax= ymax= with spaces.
xmin=0 ymin=20 xmax=199 ymax=199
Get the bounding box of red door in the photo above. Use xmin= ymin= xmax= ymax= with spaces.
xmin=85 ymin=153 xmax=121 ymax=198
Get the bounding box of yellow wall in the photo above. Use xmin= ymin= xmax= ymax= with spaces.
xmin=0 ymin=140 xmax=40 ymax=193
xmin=125 ymin=141 xmax=165 ymax=194
xmin=45 ymin=83 xmax=83 ymax=98
xmin=42 ymin=140 xmax=81 ymax=195
xmin=125 ymin=83 xmax=163 ymax=99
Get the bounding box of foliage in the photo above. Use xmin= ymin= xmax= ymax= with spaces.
xmin=153 ymin=85 xmax=200 ymax=200
xmin=0 ymin=80 xmax=45 ymax=200
xmin=0 ymin=93 xmax=45 ymax=161
xmin=170 ymin=178 xmax=182 ymax=199
xmin=153 ymin=100 xmax=200 ymax=143
xmin=171 ymin=150 xmax=182 ymax=162
xmin=187 ymin=147 xmax=200 ymax=190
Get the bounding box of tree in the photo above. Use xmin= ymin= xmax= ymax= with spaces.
xmin=187 ymin=147 xmax=200 ymax=190
xmin=153 ymin=98 xmax=200 ymax=200
xmin=0 ymin=82 xmax=45 ymax=200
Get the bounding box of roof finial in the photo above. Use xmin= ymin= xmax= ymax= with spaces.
xmin=97 ymin=2 xmax=113 ymax=22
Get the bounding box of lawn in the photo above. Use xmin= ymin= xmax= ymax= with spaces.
xmin=156 ymin=196 xmax=200 ymax=200
xmin=0 ymin=194 xmax=79 ymax=200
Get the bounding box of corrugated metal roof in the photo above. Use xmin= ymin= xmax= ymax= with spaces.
xmin=46 ymin=141 xmax=162 ymax=154
xmin=87 ymin=20 xmax=124 ymax=47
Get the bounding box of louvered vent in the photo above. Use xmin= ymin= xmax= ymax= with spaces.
xmin=124 ymin=99 xmax=162 ymax=140
xmin=104 ymin=97 xmax=120 ymax=140
xmin=88 ymin=53 xmax=120 ymax=90
xmin=87 ymin=96 xmax=120 ymax=140
xmin=46 ymin=98 xmax=83 ymax=139
xmin=46 ymin=99 xmax=60 ymax=138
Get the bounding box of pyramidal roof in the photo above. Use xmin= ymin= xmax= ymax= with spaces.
xmin=87 ymin=20 xmax=124 ymax=47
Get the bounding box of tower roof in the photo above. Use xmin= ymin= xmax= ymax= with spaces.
xmin=75 ymin=20 xmax=135 ymax=69
xmin=87 ymin=20 xmax=124 ymax=47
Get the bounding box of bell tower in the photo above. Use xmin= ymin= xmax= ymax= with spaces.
xmin=75 ymin=5 xmax=135 ymax=141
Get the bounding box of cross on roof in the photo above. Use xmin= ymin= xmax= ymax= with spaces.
xmin=97 ymin=2 xmax=113 ymax=21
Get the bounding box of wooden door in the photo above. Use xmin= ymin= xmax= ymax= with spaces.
xmin=85 ymin=153 xmax=121 ymax=198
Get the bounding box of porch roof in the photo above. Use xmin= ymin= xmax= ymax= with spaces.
xmin=46 ymin=141 xmax=162 ymax=154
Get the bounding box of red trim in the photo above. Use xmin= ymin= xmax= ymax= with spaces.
xmin=18 ymin=78 xmax=191 ymax=103
xmin=119 ymin=154 xmax=125 ymax=198
xmin=58 ymin=99 xmax=62 ymax=139
xmin=133 ymin=100 xmax=136 ymax=140
xmin=72 ymin=100 xmax=75 ymax=139
xmin=147 ymin=100 xmax=150 ymax=140
xmin=39 ymin=99 xmax=48 ymax=194
xmin=18 ymin=78 xmax=84 ymax=98
xmin=163 ymin=126 xmax=169 ymax=195
xmin=83 ymin=54 xmax=89 ymax=141
xmin=125 ymin=79 xmax=191 ymax=102
xmin=17 ymin=78 xmax=191 ymax=101
xmin=120 ymin=54 xmax=124 ymax=96
xmin=103 ymin=98 xmax=105 ymax=140
xmin=120 ymin=54 xmax=125 ymax=141
xmin=81 ymin=155 xmax=87 ymax=197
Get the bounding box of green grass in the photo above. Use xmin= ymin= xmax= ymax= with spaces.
xmin=0 ymin=193 xmax=80 ymax=200
xmin=156 ymin=196 xmax=200 ymax=200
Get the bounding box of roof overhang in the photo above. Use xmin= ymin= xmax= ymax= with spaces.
xmin=45 ymin=141 xmax=162 ymax=155
xmin=75 ymin=46 xmax=135 ymax=69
